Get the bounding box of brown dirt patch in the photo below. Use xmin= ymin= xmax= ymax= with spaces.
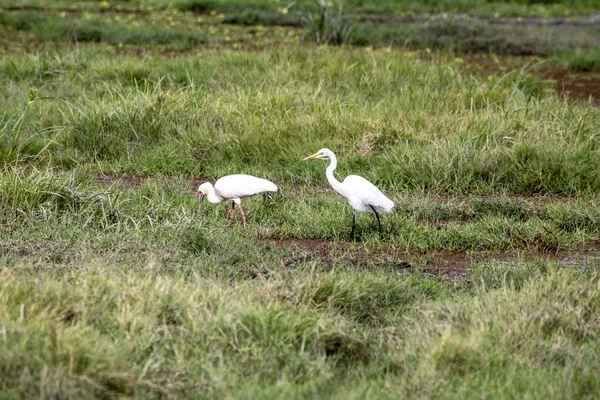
xmin=271 ymin=238 xmax=600 ymax=282
xmin=545 ymin=69 xmax=600 ymax=104
xmin=462 ymin=55 xmax=600 ymax=105
xmin=1 ymin=5 xmax=152 ymax=14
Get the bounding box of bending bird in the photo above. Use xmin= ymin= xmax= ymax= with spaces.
xmin=197 ymin=174 xmax=277 ymax=228
xmin=303 ymin=148 xmax=394 ymax=240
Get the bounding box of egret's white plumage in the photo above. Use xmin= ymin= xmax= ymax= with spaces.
xmin=197 ymin=174 xmax=277 ymax=228
xmin=304 ymin=148 xmax=394 ymax=239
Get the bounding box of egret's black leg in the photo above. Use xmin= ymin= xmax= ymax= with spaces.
xmin=369 ymin=205 xmax=382 ymax=239
xmin=349 ymin=210 xmax=356 ymax=241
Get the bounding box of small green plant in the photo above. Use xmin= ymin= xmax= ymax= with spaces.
xmin=301 ymin=0 xmax=353 ymax=45
xmin=558 ymin=48 xmax=600 ymax=72
xmin=0 ymin=88 xmax=37 ymax=163
xmin=0 ymin=88 xmax=67 ymax=164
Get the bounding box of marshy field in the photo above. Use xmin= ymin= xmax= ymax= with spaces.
xmin=1 ymin=0 xmax=600 ymax=398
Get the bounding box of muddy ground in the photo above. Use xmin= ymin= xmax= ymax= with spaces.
xmin=273 ymin=238 xmax=600 ymax=282
xmin=462 ymin=55 xmax=600 ymax=105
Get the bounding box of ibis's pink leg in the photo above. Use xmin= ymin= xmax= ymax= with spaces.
xmin=237 ymin=204 xmax=247 ymax=229
xmin=227 ymin=201 xmax=236 ymax=228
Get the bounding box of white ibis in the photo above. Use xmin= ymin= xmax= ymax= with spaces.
xmin=197 ymin=174 xmax=278 ymax=228
xmin=303 ymin=148 xmax=394 ymax=239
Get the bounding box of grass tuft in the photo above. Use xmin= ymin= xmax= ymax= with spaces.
xmin=301 ymin=0 xmax=353 ymax=45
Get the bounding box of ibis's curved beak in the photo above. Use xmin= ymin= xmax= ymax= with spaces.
xmin=303 ymin=152 xmax=322 ymax=161
xmin=197 ymin=193 xmax=204 ymax=215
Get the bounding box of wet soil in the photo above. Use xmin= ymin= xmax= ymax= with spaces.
xmin=544 ymin=69 xmax=600 ymax=104
xmin=358 ymin=13 xmax=600 ymax=27
xmin=272 ymin=238 xmax=600 ymax=282
xmin=461 ymin=55 xmax=600 ymax=105
xmin=1 ymin=5 xmax=152 ymax=14
xmin=4 ymin=5 xmax=599 ymax=27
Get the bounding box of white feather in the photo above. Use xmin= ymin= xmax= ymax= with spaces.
xmin=196 ymin=174 xmax=278 ymax=228
xmin=342 ymin=175 xmax=395 ymax=213
xmin=214 ymin=174 xmax=278 ymax=201
xmin=306 ymin=148 xmax=394 ymax=214
xmin=303 ymin=148 xmax=394 ymax=238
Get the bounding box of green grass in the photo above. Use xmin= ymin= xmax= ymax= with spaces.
xmin=2 ymin=168 xmax=598 ymax=253
xmin=0 ymin=10 xmax=208 ymax=48
xmin=1 ymin=0 xmax=600 ymax=397
xmin=2 ymin=3 xmax=600 ymax=62
xmin=3 ymin=0 xmax=599 ymax=17
xmin=558 ymin=47 xmax=600 ymax=72
xmin=351 ymin=19 xmax=600 ymax=56
xmin=1 ymin=255 xmax=599 ymax=397
xmin=1 ymin=46 xmax=598 ymax=194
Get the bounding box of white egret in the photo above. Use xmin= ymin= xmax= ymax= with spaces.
xmin=303 ymin=148 xmax=394 ymax=239
xmin=197 ymin=174 xmax=278 ymax=228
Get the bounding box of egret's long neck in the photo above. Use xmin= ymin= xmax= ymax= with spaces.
xmin=325 ymin=154 xmax=345 ymax=194
xmin=205 ymin=185 xmax=224 ymax=204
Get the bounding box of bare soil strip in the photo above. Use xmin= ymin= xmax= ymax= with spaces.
xmin=3 ymin=6 xmax=600 ymax=27
xmin=358 ymin=13 xmax=600 ymax=27
xmin=462 ymin=55 xmax=600 ymax=105
xmin=272 ymin=238 xmax=600 ymax=282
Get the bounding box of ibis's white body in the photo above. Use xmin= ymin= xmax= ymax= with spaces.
xmin=197 ymin=174 xmax=277 ymax=228
xmin=204 ymin=174 xmax=278 ymax=204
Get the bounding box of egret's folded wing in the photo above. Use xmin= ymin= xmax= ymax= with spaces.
xmin=344 ymin=175 xmax=394 ymax=212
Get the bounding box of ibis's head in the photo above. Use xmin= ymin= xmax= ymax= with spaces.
xmin=303 ymin=148 xmax=334 ymax=161
xmin=196 ymin=182 xmax=213 ymax=215
xmin=197 ymin=182 xmax=213 ymax=199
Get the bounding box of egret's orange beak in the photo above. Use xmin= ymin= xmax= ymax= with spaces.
xmin=303 ymin=151 xmax=322 ymax=161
